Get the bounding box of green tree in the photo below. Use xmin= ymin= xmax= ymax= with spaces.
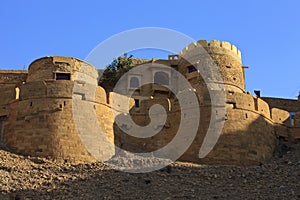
xmin=99 ymin=53 xmax=134 ymax=92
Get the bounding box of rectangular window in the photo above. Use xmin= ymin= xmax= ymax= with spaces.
xmin=134 ymin=99 xmax=140 ymax=108
xmin=188 ymin=66 xmax=197 ymax=73
xmin=56 ymin=73 xmax=71 ymax=80
xmin=290 ymin=112 xmax=295 ymax=126
xmin=254 ymin=98 xmax=258 ymax=111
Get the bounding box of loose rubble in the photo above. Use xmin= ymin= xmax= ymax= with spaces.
xmin=0 ymin=141 xmax=299 ymax=200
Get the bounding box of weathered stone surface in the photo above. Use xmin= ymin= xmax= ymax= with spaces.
xmin=0 ymin=40 xmax=299 ymax=166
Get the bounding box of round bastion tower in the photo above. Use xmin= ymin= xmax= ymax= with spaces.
xmin=3 ymin=56 xmax=114 ymax=163
xmin=176 ymin=40 xmax=276 ymax=165
xmin=178 ymin=40 xmax=245 ymax=93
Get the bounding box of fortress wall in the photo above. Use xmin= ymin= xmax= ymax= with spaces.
xmin=46 ymin=81 xmax=74 ymax=98
xmin=20 ymin=81 xmax=74 ymax=99
xmin=4 ymin=85 xmax=117 ymax=163
xmin=3 ymin=79 xmax=95 ymax=162
xmin=199 ymin=108 xmax=275 ymax=165
xmin=113 ymin=93 xmax=204 ymax=155
xmin=261 ymin=97 xmax=300 ymax=112
xmin=110 ymin=39 xmax=278 ymax=165
xmin=108 ymin=92 xmax=135 ymax=111
xmin=0 ymin=85 xmax=16 ymax=108
xmin=0 ymin=49 xmax=290 ymax=165
xmin=0 ymin=72 xmax=24 ymax=108
xmin=140 ymin=98 xmax=170 ymax=112
xmin=70 ymin=98 xmax=115 ymax=162
xmin=225 ymin=92 xmax=271 ymax=119
xmin=0 ymin=70 xmax=27 ymax=85
xmin=256 ymin=98 xmax=271 ymax=119
xmin=271 ymin=108 xmax=290 ymax=125
xmin=2 ymin=56 xmax=115 ymax=163
xmin=95 ymin=103 xmax=115 ymax=147
xmin=7 ymin=98 xmax=99 ymax=162
xmin=114 ymin=90 xmax=276 ymax=165
xmin=114 ymin=89 xmax=204 ymax=154
xmin=262 ymin=99 xmax=297 ymax=139
xmin=114 ymin=104 xmax=276 ymax=165
xmin=95 ymin=86 xmax=107 ymax=104
xmin=4 ymin=98 xmax=67 ymax=156
xmin=114 ymin=109 xmax=187 ymax=154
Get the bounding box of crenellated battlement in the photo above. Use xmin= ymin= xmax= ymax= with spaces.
xmin=180 ymin=40 xmax=241 ymax=59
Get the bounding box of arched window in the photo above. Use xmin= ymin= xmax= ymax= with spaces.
xmin=129 ymin=77 xmax=139 ymax=88
xmin=154 ymin=71 xmax=169 ymax=85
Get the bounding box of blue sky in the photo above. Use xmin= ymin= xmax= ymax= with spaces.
xmin=0 ymin=0 xmax=299 ymax=98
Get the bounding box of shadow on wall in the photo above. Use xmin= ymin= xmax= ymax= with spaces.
xmin=196 ymin=113 xmax=276 ymax=165
xmin=113 ymin=109 xmax=181 ymax=154
xmin=112 ymin=102 xmax=277 ymax=165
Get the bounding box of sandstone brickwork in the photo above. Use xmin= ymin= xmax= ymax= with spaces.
xmin=115 ymin=40 xmax=287 ymax=165
xmin=0 ymin=40 xmax=299 ymax=165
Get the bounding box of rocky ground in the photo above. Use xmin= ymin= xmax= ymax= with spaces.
xmin=0 ymin=141 xmax=299 ymax=200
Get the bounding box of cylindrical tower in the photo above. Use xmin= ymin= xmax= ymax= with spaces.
xmin=178 ymin=40 xmax=245 ymax=93
xmin=176 ymin=40 xmax=276 ymax=165
xmin=27 ymin=56 xmax=98 ymax=84
xmin=4 ymin=56 xmax=114 ymax=163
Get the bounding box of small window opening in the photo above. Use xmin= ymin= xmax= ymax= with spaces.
xmin=226 ymin=66 xmax=231 ymax=68
xmin=290 ymin=112 xmax=295 ymax=126
xmin=254 ymin=98 xmax=258 ymax=111
xmin=134 ymin=99 xmax=140 ymax=108
xmin=233 ymin=103 xmax=237 ymax=109
xmin=30 ymin=102 xmax=33 ymax=107
xmin=187 ymin=66 xmax=197 ymax=73
xmin=228 ymin=102 xmax=237 ymax=109
xmin=56 ymin=73 xmax=71 ymax=80
xmin=15 ymin=87 xmax=20 ymax=99
xmin=245 ymin=113 xmax=248 ymax=118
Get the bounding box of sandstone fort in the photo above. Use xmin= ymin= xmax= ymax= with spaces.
xmin=0 ymin=40 xmax=299 ymax=165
